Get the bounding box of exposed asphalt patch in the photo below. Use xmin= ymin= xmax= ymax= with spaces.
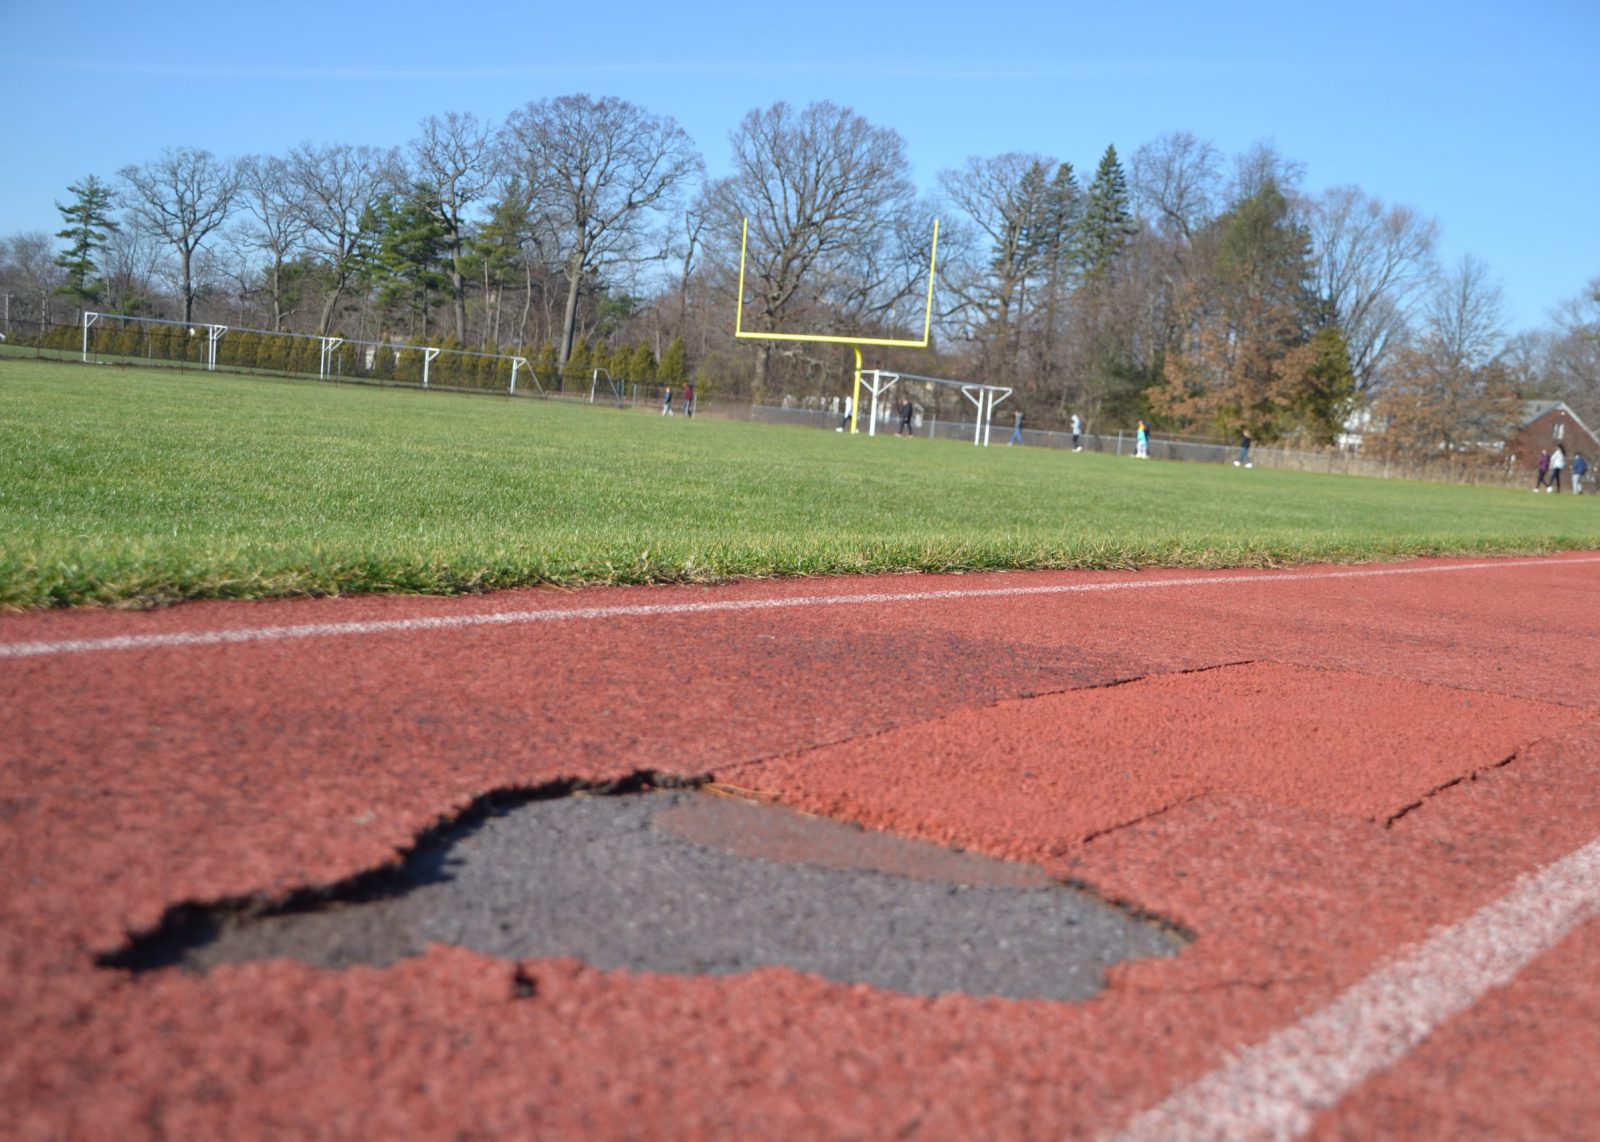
xmin=104 ymin=788 xmax=1187 ymax=1001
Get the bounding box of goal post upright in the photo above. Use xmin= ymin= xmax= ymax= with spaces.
xmin=734 ymin=217 xmax=939 ymax=434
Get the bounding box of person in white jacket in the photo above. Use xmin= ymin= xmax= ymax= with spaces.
xmin=1547 ymin=444 xmax=1565 ymax=493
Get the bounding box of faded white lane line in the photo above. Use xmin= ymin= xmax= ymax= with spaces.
xmin=3 ymin=555 xmax=1598 ymax=661
xmin=1108 ymin=833 xmax=1600 ymax=1141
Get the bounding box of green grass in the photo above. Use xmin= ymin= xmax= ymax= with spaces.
xmin=2 ymin=357 xmax=1596 ymax=610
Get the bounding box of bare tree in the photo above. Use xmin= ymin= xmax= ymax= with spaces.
xmin=1304 ymin=186 xmax=1439 ymax=392
xmin=675 ymin=203 xmax=708 ymax=332
xmin=411 ymin=111 xmax=499 ymax=341
xmin=236 ymin=155 xmax=310 ymax=331
xmin=1226 ymin=139 xmax=1306 ymax=207
xmin=118 ymin=148 xmax=240 ymax=324
xmin=100 ymin=223 xmax=167 ymax=315
xmin=286 ymin=142 xmax=401 ymax=334
xmin=501 ymin=94 xmax=702 ymax=369
xmin=0 ymin=232 xmax=67 ymax=329
xmin=1543 ymin=275 xmax=1600 ymax=425
xmin=703 ymin=100 xmax=918 ymax=394
xmin=1428 ymin=254 xmax=1506 ymax=369
xmin=1132 ymin=131 xmax=1222 ymax=244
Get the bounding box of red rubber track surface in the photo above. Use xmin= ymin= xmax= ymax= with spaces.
xmin=4 ymin=553 xmax=1600 ymax=1138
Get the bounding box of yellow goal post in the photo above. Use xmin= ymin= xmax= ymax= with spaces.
xmin=733 ymin=217 xmax=940 ymax=433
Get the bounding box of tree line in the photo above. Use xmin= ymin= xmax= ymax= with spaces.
xmin=5 ymin=95 xmax=1597 ymax=454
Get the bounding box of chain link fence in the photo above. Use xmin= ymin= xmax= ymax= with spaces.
xmin=1 ymin=319 xmax=1531 ymax=489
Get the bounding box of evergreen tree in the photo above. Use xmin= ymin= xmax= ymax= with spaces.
xmin=477 ymin=342 xmax=501 ymax=390
xmin=628 ymin=341 xmax=657 ymax=383
xmin=1080 ymin=145 xmax=1136 ymax=278
xmin=232 ymin=330 xmax=261 ymax=369
xmin=149 ymin=323 xmax=179 ymax=363
xmin=257 ymin=332 xmax=289 ymax=372
xmin=1295 ymin=326 xmax=1358 ymax=444
xmin=563 ymin=336 xmax=592 ymax=390
xmin=395 ymin=346 xmax=424 ymax=384
xmin=112 ymin=325 xmax=142 ymax=360
xmin=335 ymin=335 xmax=358 ymax=380
xmin=54 ymin=175 xmax=120 ymax=313
xmin=658 ymin=337 xmax=689 ymax=386
xmin=371 ymin=341 xmax=397 ymax=381
xmin=534 ymin=342 xmax=559 ymax=390
xmin=362 ymin=189 xmax=450 ymax=338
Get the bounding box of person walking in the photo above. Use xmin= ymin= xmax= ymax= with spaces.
xmin=1573 ymin=452 xmax=1588 ymax=495
xmin=1548 ymin=444 xmax=1566 ymax=493
xmin=661 ymin=386 xmax=673 ymax=416
xmin=838 ymin=394 xmax=853 ymax=432
xmin=1070 ymin=413 xmax=1082 ymax=451
xmin=1008 ymin=408 xmax=1024 ymax=446
xmin=1135 ymin=419 xmax=1149 ymax=459
xmin=1534 ymin=449 xmax=1550 ymax=491
xmin=1235 ymin=428 xmax=1253 ymax=468
xmin=898 ymin=398 xmax=915 ymax=436
xmin=682 ymin=382 xmax=695 ymax=419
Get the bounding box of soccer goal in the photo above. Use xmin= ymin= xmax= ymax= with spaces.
xmin=858 ymin=369 xmax=1013 ymax=446
xmin=80 ymin=312 xmax=532 ymax=395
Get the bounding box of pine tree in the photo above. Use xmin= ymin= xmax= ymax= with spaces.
xmin=257 ymin=332 xmax=289 ymax=372
xmin=371 ymin=342 xmax=397 ymax=381
xmin=1080 ymin=145 xmax=1135 ymax=278
xmin=149 ymin=323 xmax=179 ymax=364
xmin=563 ymin=337 xmax=592 ymax=391
xmin=437 ymin=334 xmax=464 ymax=385
xmin=112 ymin=325 xmax=142 ymax=360
xmin=396 ymin=346 xmax=424 ymax=384
xmin=658 ymin=337 xmax=689 ymax=386
xmin=291 ymin=334 xmax=321 ymax=376
xmin=628 ymin=341 xmax=657 ymax=383
xmin=534 ymin=342 xmax=559 ymax=390
xmin=477 ymin=342 xmax=501 ymax=389
xmin=362 ymin=190 xmax=450 ymax=338
xmin=232 ymin=330 xmax=261 ymax=369
xmin=54 ymin=176 xmax=120 ymax=314
xmin=335 ymin=335 xmax=358 ymax=380
xmin=1295 ymin=326 xmax=1358 ymax=444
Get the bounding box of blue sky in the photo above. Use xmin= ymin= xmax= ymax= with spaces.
xmin=2 ymin=0 xmax=1594 ymax=332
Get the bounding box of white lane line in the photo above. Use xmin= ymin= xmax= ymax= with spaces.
xmin=1108 ymin=833 xmax=1600 ymax=1142
xmin=3 ymin=555 xmax=1598 ymax=661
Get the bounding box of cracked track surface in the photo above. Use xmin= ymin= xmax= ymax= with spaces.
xmin=4 ymin=553 xmax=1600 ymax=1138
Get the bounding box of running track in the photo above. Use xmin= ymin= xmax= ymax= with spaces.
xmin=4 ymin=553 xmax=1600 ymax=1138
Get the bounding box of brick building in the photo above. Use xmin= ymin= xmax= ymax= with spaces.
xmin=1505 ymin=401 xmax=1598 ymax=478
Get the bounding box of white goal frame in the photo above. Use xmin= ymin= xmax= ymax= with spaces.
xmin=82 ymin=312 xmax=531 ymax=393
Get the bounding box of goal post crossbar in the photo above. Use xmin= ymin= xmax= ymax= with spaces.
xmin=732 ymin=218 xmax=940 ymax=350
xmin=732 ymin=217 xmax=940 ymax=434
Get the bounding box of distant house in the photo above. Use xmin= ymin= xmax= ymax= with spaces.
xmin=1336 ymin=405 xmax=1377 ymax=451
xmin=1505 ymin=401 xmax=1599 ymax=473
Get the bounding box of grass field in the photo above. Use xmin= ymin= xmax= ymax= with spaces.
xmin=2 ymin=357 xmax=1597 ymax=610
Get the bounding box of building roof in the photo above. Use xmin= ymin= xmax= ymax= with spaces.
xmin=1519 ymin=400 xmax=1597 ymax=444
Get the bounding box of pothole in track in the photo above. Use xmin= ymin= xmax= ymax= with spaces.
xmin=103 ymin=787 xmax=1188 ymax=1001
